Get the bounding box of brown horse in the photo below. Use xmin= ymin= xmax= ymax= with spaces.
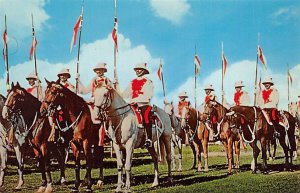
xmin=201 ymin=101 xmax=242 ymax=174
xmin=180 ymin=106 xmax=208 ymax=171
xmin=228 ymin=105 xmax=296 ymax=173
xmin=40 ymin=80 xmax=101 ymax=192
xmin=2 ymin=82 xmax=69 ymax=193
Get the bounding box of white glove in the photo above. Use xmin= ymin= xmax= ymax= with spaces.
xmin=76 ymin=73 xmax=80 ymax=80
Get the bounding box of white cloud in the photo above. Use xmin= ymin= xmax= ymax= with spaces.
xmin=163 ymin=60 xmax=300 ymax=111
xmin=271 ymin=7 xmax=300 ymax=25
xmin=149 ymin=0 xmax=190 ymax=25
xmin=0 ymin=0 xmax=50 ymax=38
xmin=0 ymin=33 xmax=162 ymax=101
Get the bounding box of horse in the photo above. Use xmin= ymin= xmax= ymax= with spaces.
xmin=180 ymin=105 xmax=209 ymax=172
xmin=228 ymin=105 xmax=296 ymax=173
xmin=2 ymin=82 xmax=72 ymax=192
xmin=40 ymin=80 xmax=102 ymax=192
xmin=289 ymin=102 xmax=299 ymax=160
xmin=93 ymin=85 xmax=172 ymax=193
xmin=201 ymin=101 xmax=241 ymax=174
xmin=0 ymin=93 xmax=27 ymax=190
xmin=164 ymin=101 xmax=187 ymax=171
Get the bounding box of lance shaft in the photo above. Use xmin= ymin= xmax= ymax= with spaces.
xmin=75 ymin=0 xmax=84 ymax=94
xmin=4 ymin=15 xmax=9 ymax=93
xmin=31 ymin=14 xmax=40 ymax=100
xmin=254 ymin=33 xmax=260 ymax=106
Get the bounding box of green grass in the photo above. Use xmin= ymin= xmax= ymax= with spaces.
xmin=0 ymin=144 xmax=299 ymax=193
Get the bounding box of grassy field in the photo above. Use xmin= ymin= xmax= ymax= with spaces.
xmin=0 ymin=144 xmax=299 ymax=193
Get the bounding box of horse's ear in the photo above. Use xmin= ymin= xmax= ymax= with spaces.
xmin=45 ymin=78 xmax=51 ymax=86
xmin=11 ymin=82 xmax=14 ymax=89
xmin=16 ymin=82 xmax=20 ymax=88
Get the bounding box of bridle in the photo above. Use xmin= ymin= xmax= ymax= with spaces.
xmin=42 ymin=86 xmax=63 ymax=116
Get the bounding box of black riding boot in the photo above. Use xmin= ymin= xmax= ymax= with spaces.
xmin=145 ymin=124 xmax=153 ymax=148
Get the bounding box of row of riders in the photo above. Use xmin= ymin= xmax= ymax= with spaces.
xmin=0 ymin=62 xmax=298 ymax=192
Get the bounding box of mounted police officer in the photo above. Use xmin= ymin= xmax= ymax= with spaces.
xmin=204 ymin=84 xmax=217 ymax=104
xmin=56 ymin=68 xmax=75 ymax=92
xmin=177 ymin=91 xmax=191 ymax=118
xmin=26 ymin=72 xmax=44 ymax=101
xmin=233 ymin=81 xmax=250 ymax=106
xmin=123 ymin=63 xmax=154 ymax=148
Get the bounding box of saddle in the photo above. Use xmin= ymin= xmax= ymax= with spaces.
xmin=262 ymin=109 xmax=289 ymax=129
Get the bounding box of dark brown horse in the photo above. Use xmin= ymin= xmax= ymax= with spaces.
xmin=228 ymin=106 xmax=296 ymax=173
xmin=3 ymin=82 xmax=69 ymax=193
xmin=40 ymin=80 xmax=101 ymax=192
xmin=201 ymin=101 xmax=242 ymax=174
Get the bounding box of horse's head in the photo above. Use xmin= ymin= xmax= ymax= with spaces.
xmin=40 ymin=79 xmax=65 ymax=116
xmin=201 ymin=100 xmax=217 ymax=122
xmin=2 ymin=82 xmax=26 ymax=120
xmin=94 ymin=83 xmax=114 ymax=109
xmin=164 ymin=101 xmax=174 ymax=116
xmin=180 ymin=106 xmax=191 ymax=129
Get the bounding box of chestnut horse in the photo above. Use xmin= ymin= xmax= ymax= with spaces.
xmin=2 ymin=83 xmax=69 ymax=193
xmin=180 ymin=106 xmax=208 ymax=172
xmin=202 ymin=101 xmax=242 ymax=174
xmin=40 ymin=80 xmax=101 ymax=192
xmin=228 ymin=105 xmax=296 ymax=173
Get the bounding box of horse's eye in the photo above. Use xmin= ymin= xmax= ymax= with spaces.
xmin=59 ymin=93 xmax=64 ymax=97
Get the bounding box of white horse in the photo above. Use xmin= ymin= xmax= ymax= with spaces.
xmin=0 ymin=95 xmax=28 ymax=190
xmin=94 ymin=86 xmax=172 ymax=192
xmin=289 ymin=102 xmax=299 ymax=160
xmin=164 ymin=101 xmax=186 ymax=171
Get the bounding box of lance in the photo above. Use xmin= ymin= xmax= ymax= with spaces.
xmin=4 ymin=15 xmax=9 ymax=93
xmin=254 ymin=33 xmax=260 ymax=106
xmin=113 ymin=0 xmax=119 ymax=90
xmin=287 ymin=64 xmax=290 ymax=112
xmin=75 ymin=0 xmax=84 ymax=94
xmin=221 ymin=42 xmax=224 ymax=108
xmin=31 ymin=14 xmax=40 ymax=101
xmin=194 ymin=45 xmax=197 ymax=109
xmin=160 ymin=59 xmax=166 ymax=100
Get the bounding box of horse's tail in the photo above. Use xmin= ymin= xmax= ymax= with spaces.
xmin=159 ymin=137 xmax=166 ymax=165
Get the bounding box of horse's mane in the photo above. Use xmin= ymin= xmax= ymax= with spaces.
xmin=0 ymin=94 xmax=6 ymax=101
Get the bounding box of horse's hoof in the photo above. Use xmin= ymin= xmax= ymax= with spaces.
xmin=262 ymin=171 xmax=269 ymax=175
xmin=36 ymin=186 xmax=46 ymax=193
xmin=44 ymin=184 xmax=53 ymax=193
xmin=177 ymin=169 xmax=182 ymax=172
xmin=251 ymin=170 xmax=257 ymax=174
xmin=71 ymin=188 xmax=79 ymax=192
xmin=151 ymin=181 xmax=159 ymax=188
xmin=115 ymin=186 xmax=122 ymax=193
xmin=96 ymin=180 xmax=104 ymax=188
xmin=85 ymin=188 xmax=92 ymax=192
xmin=226 ymin=172 xmax=232 ymax=175
xmin=168 ymin=177 xmax=173 ymax=185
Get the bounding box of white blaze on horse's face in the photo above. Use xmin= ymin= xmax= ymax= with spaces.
xmin=94 ymin=86 xmax=110 ymax=109
xmin=164 ymin=102 xmax=174 ymax=115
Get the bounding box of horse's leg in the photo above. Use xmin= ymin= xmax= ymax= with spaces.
xmin=272 ymin=138 xmax=277 ymax=160
xmin=261 ymin=137 xmax=268 ymax=174
xmin=267 ymin=140 xmax=272 ymax=161
xmin=234 ymin=140 xmax=241 ymax=169
xmin=0 ymin=146 xmax=7 ymax=187
xmin=13 ymin=144 xmax=24 ymax=190
xmin=177 ymin=139 xmax=183 ymax=172
xmin=41 ymin=144 xmax=53 ymax=193
xmin=227 ymin=138 xmax=234 ymax=174
xmin=95 ymin=145 xmax=105 ymax=188
xmin=36 ymin=154 xmax=47 ymax=193
xmin=193 ymin=141 xmax=201 ymax=172
xmin=278 ymin=131 xmax=290 ymax=171
xmin=250 ymin=140 xmax=260 ymax=174
xmin=82 ymin=140 xmax=92 ymax=191
xmin=189 ymin=141 xmax=197 ymax=170
xmin=124 ymin=141 xmax=135 ymax=193
xmin=147 ymin=145 xmax=159 ymax=187
xmin=162 ymin=133 xmax=173 ymax=184
xmin=113 ymin=143 xmax=123 ymax=193
xmin=54 ymin=144 xmax=67 ymax=185
xmin=170 ymin=138 xmax=176 ymax=171
xmin=70 ymin=141 xmax=81 ymax=191
xmin=203 ymin=138 xmax=209 ymax=172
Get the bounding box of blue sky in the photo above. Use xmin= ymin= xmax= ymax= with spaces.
xmin=0 ymin=0 xmax=299 ymax=109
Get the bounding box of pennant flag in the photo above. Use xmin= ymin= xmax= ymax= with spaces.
xmin=70 ymin=15 xmax=82 ymax=53
xmin=157 ymin=64 xmax=163 ymax=80
xmin=288 ymin=70 xmax=293 ymax=85
xmin=258 ymin=46 xmax=267 ymax=69
xmin=222 ymin=53 xmax=228 ymax=76
xmin=3 ymin=29 xmax=7 ymax=62
xmin=29 ymin=35 xmax=37 ymax=60
xmin=194 ymin=54 xmax=201 ymax=76
xmin=112 ymin=17 xmax=118 ymax=50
